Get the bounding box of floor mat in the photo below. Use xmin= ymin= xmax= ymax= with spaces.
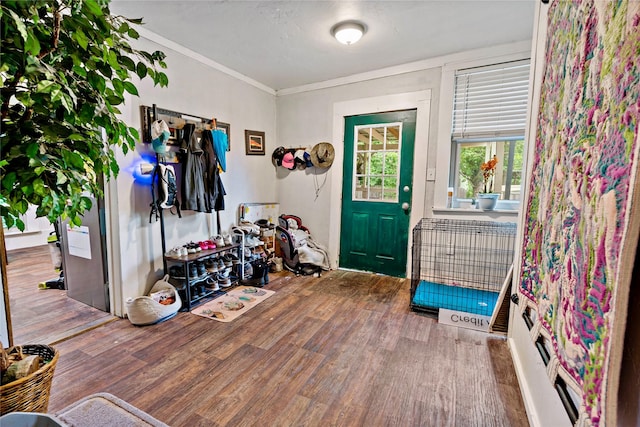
xmin=191 ymin=286 xmax=275 ymax=322
xmin=56 ymin=392 xmax=168 ymax=427
xmin=412 ymin=280 xmax=498 ymax=316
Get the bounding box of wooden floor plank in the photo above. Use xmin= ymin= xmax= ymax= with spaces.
xmin=34 ymin=268 xmax=528 ymax=426
xmin=6 ymin=245 xmax=114 ymax=345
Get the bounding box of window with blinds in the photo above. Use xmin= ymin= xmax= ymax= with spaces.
xmin=452 ymin=60 xmax=530 ymax=140
xmin=449 ymin=59 xmax=530 ymax=202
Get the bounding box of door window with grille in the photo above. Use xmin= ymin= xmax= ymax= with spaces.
xmin=353 ymin=123 xmax=402 ymax=202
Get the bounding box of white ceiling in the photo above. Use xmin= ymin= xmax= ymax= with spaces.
xmin=111 ymin=1 xmax=536 ymax=91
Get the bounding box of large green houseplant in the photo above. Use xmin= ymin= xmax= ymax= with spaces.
xmin=0 ymin=0 xmax=168 ymax=231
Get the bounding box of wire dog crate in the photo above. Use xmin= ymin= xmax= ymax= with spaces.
xmin=410 ymin=218 xmax=517 ymax=316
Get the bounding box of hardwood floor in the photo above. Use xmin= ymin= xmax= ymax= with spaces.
xmin=46 ymin=269 xmax=529 ymax=426
xmin=6 ymin=245 xmax=114 ymax=345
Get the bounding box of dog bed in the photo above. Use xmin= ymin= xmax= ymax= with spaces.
xmin=125 ymin=275 xmax=181 ymax=326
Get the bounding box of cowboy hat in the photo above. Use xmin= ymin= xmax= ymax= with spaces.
xmin=310 ymin=142 xmax=335 ymax=168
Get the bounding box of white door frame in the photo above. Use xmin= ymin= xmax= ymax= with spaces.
xmin=329 ymin=90 xmax=432 ymax=275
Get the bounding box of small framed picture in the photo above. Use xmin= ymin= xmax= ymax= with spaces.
xmin=244 ymin=130 xmax=265 ymax=155
xmin=217 ymin=121 xmax=231 ymax=151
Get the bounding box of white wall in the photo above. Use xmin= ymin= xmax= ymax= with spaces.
xmin=3 ymin=205 xmax=54 ymax=251
xmin=109 ymin=37 xmax=277 ymax=315
xmin=276 ymin=42 xmax=530 ymax=271
xmin=276 ymin=68 xmax=440 ymax=254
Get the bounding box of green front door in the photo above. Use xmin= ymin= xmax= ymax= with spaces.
xmin=339 ymin=110 xmax=417 ymax=277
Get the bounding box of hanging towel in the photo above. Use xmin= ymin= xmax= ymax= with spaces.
xmin=212 ymin=129 xmax=228 ymax=172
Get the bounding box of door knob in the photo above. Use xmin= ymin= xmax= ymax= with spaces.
xmin=402 ymin=202 xmax=410 ymax=211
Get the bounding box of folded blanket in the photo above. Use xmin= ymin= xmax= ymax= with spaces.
xmin=297 ymin=236 xmax=330 ymax=270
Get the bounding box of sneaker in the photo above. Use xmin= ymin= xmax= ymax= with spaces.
xmin=238 ymin=220 xmax=260 ymax=235
xmin=227 ymin=252 xmax=240 ymax=265
xmin=212 ymin=235 xmax=225 ymax=247
xmin=244 ymin=235 xmax=256 ymax=248
xmin=205 ymin=276 xmax=220 ymax=291
xmin=205 ymin=258 xmax=218 ymax=273
xmin=165 ymin=247 xmax=184 ymax=257
xmin=219 ymin=267 xmax=231 ymax=279
xmin=223 ymin=234 xmax=233 ymax=245
xmin=248 ymin=235 xmax=264 ymax=247
xmin=243 ymin=262 xmax=253 ymax=278
xmin=196 ymin=261 xmax=206 ymax=276
xmin=222 ymin=254 xmax=234 ymax=267
xmin=200 ymin=240 xmax=215 ymax=250
xmin=188 ymin=264 xmax=199 ymax=278
xmin=169 ymin=265 xmax=185 ymax=279
xmin=218 ymin=276 xmax=232 ymax=287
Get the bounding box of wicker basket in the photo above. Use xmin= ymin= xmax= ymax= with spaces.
xmin=0 ymin=344 xmax=59 ymax=415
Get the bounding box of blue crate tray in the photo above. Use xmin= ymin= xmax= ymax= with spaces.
xmin=412 ymin=280 xmax=498 ymax=316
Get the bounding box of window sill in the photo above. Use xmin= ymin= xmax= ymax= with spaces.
xmin=432 ymin=207 xmax=519 ymax=216
xmin=3 ymin=228 xmax=42 ymax=236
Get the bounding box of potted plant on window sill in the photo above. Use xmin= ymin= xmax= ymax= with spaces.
xmin=477 ymin=155 xmax=500 ymax=211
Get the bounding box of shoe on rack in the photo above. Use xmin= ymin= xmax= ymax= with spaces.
xmin=211 ymin=235 xmax=225 ymax=248
xmin=249 ymin=235 xmax=265 ymax=247
xmin=166 ymin=247 xmax=186 ymax=257
xmin=205 ymin=257 xmax=218 ymax=273
xmin=227 ymin=252 xmax=240 ymax=265
xmin=244 ymin=235 xmax=257 ymax=248
xmin=238 ymin=220 xmax=260 ymax=235
xmin=169 ymin=265 xmax=185 ymax=279
xmin=196 ymin=261 xmax=207 ymax=276
xmin=199 ymin=240 xmax=215 ymax=250
xmin=223 ymin=234 xmax=233 ymax=246
xmin=222 ymin=254 xmax=234 ymax=267
xmin=218 ymin=276 xmax=232 ymax=288
xmin=186 ymin=241 xmax=201 ymax=253
xmin=243 ymin=262 xmax=253 ymax=278
xmin=205 ymin=276 xmax=220 ymax=291
xmin=188 ymin=263 xmax=199 ymax=278
xmin=219 ymin=267 xmax=231 ymax=279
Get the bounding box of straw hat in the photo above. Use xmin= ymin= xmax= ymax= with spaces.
xmin=310 ymin=142 xmax=335 ymax=168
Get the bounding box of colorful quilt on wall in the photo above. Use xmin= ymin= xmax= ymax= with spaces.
xmin=519 ymin=1 xmax=639 ymax=425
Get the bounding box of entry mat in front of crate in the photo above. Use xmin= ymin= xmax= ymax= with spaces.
xmin=191 ymin=286 xmax=275 ymax=322
xmin=412 ymin=280 xmax=498 ymax=317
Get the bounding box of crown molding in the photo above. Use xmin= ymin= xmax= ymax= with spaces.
xmin=277 ymin=40 xmax=532 ymax=96
xmin=137 ymin=26 xmax=530 ymax=99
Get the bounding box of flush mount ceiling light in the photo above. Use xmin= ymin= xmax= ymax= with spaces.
xmin=331 ymin=21 xmax=366 ymax=45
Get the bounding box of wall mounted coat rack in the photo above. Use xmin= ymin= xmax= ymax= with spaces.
xmin=140 ymin=105 xmax=231 ymax=150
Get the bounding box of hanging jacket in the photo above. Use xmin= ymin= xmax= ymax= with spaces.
xmin=201 ymin=129 xmax=226 ymax=212
xmin=180 ymin=124 xmax=207 ymax=212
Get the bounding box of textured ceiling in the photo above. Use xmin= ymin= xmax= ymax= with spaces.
xmin=111 ymin=1 xmax=536 ymax=91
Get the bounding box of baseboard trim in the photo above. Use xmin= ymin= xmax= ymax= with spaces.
xmin=508 ymin=336 xmax=541 ymax=427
